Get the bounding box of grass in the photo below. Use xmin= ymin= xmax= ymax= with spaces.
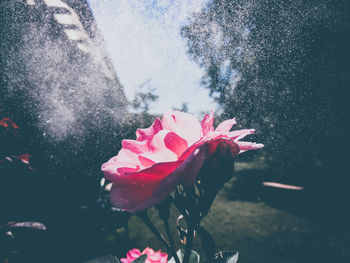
xmin=127 ymin=189 xmax=350 ymax=263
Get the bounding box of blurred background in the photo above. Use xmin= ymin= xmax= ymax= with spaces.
xmin=1 ymin=0 xmax=349 ymax=262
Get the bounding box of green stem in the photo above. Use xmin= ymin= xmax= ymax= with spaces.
xmin=164 ymin=218 xmax=180 ymax=263
xmin=137 ymin=212 xmax=180 ymax=263
xmin=183 ymin=222 xmax=195 ymax=263
xmin=196 ymin=225 xmax=215 ymax=262
xmin=182 ymin=185 xmax=197 ymax=263
xmin=171 ymin=197 xmax=189 ymax=221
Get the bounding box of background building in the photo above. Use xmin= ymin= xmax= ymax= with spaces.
xmin=1 ymin=0 xmax=127 ymax=140
xmin=0 ymin=0 xmax=130 ymax=222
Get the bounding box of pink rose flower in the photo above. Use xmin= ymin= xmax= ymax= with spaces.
xmin=102 ymin=110 xmax=263 ymax=212
xmin=121 ymin=247 xmax=168 ymax=263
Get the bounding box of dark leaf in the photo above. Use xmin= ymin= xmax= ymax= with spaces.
xmin=213 ymin=251 xmax=239 ymax=263
xmin=197 ymin=140 xmax=237 ymax=216
xmin=227 ymin=252 xmax=239 ymax=263
xmin=84 ymin=255 xmax=120 ymax=263
xmin=155 ymin=196 xmax=172 ymax=222
xmin=168 ymin=249 xmax=200 ymax=263
xmin=196 ymin=225 xmax=215 ymax=261
xmin=132 ymin=254 xmax=147 ymax=263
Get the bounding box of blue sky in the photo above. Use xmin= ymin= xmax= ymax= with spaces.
xmin=88 ymin=0 xmax=217 ymax=116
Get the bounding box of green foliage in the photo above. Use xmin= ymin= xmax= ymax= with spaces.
xmin=172 ymin=102 xmax=189 ymax=113
xmin=84 ymin=255 xmax=120 ymax=263
xmin=132 ymin=254 xmax=147 ymax=263
xmin=131 ymin=78 xmax=159 ymax=114
xmin=182 ymin=0 xmax=350 ymax=174
xmin=226 ymin=252 xmax=239 ymax=263
xmin=168 ymin=249 xmax=200 ymax=263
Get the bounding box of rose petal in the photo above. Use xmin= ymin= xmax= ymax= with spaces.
xmin=215 ymin=118 xmax=236 ymax=132
xmin=122 ymin=140 xmax=148 ymax=154
xmin=162 ymin=110 xmax=202 ymax=146
xmin=178 ymin=143 xmax=208 ymax=186
xmin=164 ymin=132 xmax=188 ymax=157
xmin=136 ymin=118 xmax=163 ymax=145
xmin=102 ymin=148 xmax=143 ymax=179
xmin=109 ymin=149 xmax=140 ymax=165
xmin=140 ymin=130 xmax=178 ymax=163
xmin=160 ymin=253 xmax=168 ymax=263
xmin=109 ymin=161 xmax=182 ymax=211
xmin=148 ymin=253 xmax=160 ymax=261
xmin=201 ymin=109 xmax=214 ymax=136
xmin=122 ymin=248 xmax=168 ymax=263
xmin=104 ymin=161 xmax=180 ymax=186
xmin=207 ymin=138 xmax=240 ymax=157
xmin=142 ymin=247 xmax=155 ymax=255
xmin=127 ymin=249 xmax=141 ymax=260
xmin=101 ymin=161 xmax=139 ymax=181
xmin=110 ymin=182 xmax=155 ymax=212
xmin=228 ymin=129 xmax=255 ymax=141
xmin=138 ymin=155 xmax=156 ymax=167
xmin=237 ymin=141 xmax=264 ymax=152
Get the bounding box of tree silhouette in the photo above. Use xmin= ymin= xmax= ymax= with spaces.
xmin=181 ymin=0 xmax=350 ymax=181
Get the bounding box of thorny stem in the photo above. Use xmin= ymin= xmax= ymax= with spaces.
xmin=137 ymin=212 xmax=180 ymax=263
xmin=157 ymin=197 xmax=181 ymax=263
xmin=164 ymin=218 xmax=180 ymax=263
xmin=196 ymin=225 xmax=216 ymax=262
xmin=183 ymin=223 xmax=195 ymax=263
xmin=171 ymin=195 xmax=189 ymax=221
xmin=182 ymin=186 xmax=197 ymax=263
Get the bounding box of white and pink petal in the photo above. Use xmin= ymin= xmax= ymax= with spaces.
xmin=136 ymin=118 xmax=163 ymax=145
xmin=201 ymin=110 xmax=214 ymax=136
xmin=237 ymin=141 xmax=264 ymax=153
xmin=162 ymin=110 xmax=202 ymax=146
xmin=215 ymin=118 xmax=236 ymax=132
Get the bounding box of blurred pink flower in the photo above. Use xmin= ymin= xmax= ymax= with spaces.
xmin=18 ymin=153 xmax=31 ymax=165
xmin=121 ymin=247 xmax=168 ymax=263
xmin=0 ymin=117 xmax=19 ymax=137
xmin=0 ymin=117 xmax=19 ymax=130
xmin=102 ymin=110 xmax=263 ymax=212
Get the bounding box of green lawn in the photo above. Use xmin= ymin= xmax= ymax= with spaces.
xmin=127 ymin=193 xmax=350 ymax=263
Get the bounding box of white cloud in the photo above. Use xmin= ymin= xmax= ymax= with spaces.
xmin=88 ymin=0 xmax=218 ymax=116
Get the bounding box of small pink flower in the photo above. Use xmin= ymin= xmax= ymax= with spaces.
xmin=121 ymin=247 xmax=168 ymax=263
xmin=102 ymin=110 xmax=263 ymax=212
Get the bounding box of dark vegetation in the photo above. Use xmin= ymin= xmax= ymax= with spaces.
xmin=181 ymin=0 xmax=350 ymax=218
xmin=182 ymin=0 xmax=350 ymax=170
xmin=0 ymin=107 xmax=145 ymax=262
